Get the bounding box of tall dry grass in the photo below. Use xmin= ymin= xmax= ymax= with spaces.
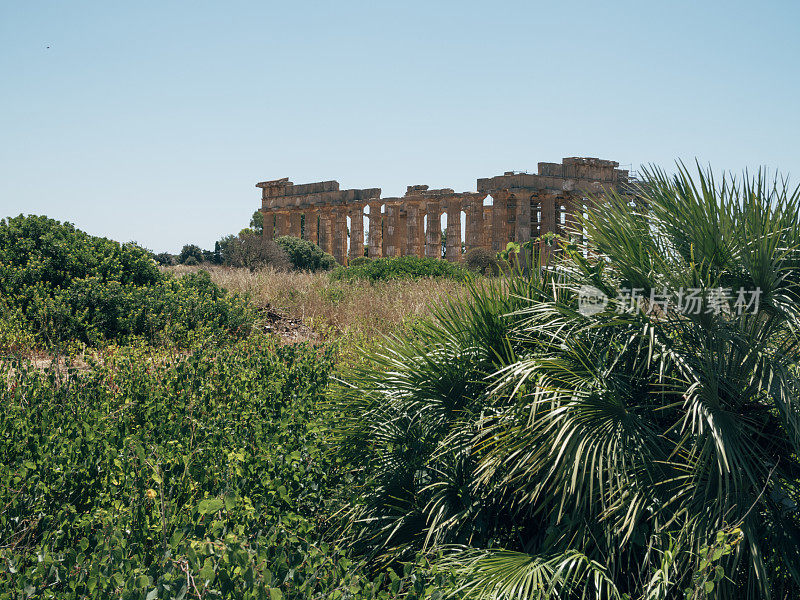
xmin=164 ymin=265 xmax=466 ymax=338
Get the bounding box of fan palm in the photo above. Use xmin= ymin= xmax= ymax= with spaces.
xmin=334 ymin=163 xmax=800 ymax=599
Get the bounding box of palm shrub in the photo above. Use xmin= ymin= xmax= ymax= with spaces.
xmin=334 ymin=164 xmax=800 ymax=599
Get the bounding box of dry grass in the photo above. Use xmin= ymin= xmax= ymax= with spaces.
xmin=164 ymin=265 xmax=466 ymax=339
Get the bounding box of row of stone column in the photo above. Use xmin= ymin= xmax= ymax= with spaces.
xmin=264 ymin=206 xmax=362 ymax=265
xmin=263 ymin=192 xmax=585 ymax=265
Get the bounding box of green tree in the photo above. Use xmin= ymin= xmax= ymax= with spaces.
xmin=178 ymin=243 xmax=204 ymax=265
xmin=250 ymin=210 xmax=264 ymax=235
xmin=220 ymin=231 xmax=290 ymax=271
xmin=336 ymin=164 xmax=800 ymax=598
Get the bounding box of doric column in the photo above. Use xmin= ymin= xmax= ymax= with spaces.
xmin=506 ymin=195 xmax=517 ymax=244
xmin=368 ymin=201 xmax=383 ymax=258
xmin=289 ymin=211 xmax=302 ymax=238
xmin=492 ymin=191 xmax=510 ymax=252
xmin=563 ymin=193 xmax=580 ymax=238
xmin=262 ymin=210 xmax=275 ymax=239
xmin=465 ymin=194 xmax=485 ymax=253
xmin=305 ymin=210 xmax=318 ymax=245
xmin=349 ymin=204 xmax=365 ymax=260
xmin=385 ymin=204 xmax=399 ymax=257
xmin=406 ymin=201 xmax=425 ymax=258
xmin=541 ymin=192 xmax=557 ymax=237
xmin=332 ymin=208 xmax=348 ymax=264
xmin=275 ymin=212 xmax=290 ymax=237
xmin=515 ymin=192 xmax=531 ymax=244
xmin=398 ymin=209 xmax=408 ymax=256
xmin=445 ymin=197 xmax=462 ymax=262
xmin=425 ymin=200 xmax=441 ymax=258
xmin=320 ymin=209 xmax=334 ymax=256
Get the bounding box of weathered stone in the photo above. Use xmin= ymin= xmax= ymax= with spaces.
xmin=349 ymin=205 xmax=365 ymax=260
xmin=257 ymin=157 xmax=632 ymax=264
xmin=368 ymin=201 xmax=383 ymax=258
xmin=445 ymin=197 xmax=462 ymax=262
xmin=305 ymin=210 xmax=318 ymax=245
xmin=425 ymin=200 xmax=441 ymax=258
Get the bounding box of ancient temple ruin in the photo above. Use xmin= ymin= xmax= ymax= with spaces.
xmin=257 ymin=157 xmax=632 ymax=264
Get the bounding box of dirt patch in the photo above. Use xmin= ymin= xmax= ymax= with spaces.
xmin=258 ymin=305 xmax=318 ymax=344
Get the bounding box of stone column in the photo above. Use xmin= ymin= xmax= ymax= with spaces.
xmin=385 ymin=204 xmax=399 ymax=257
xmin=506 ymin=195 xmax=517 ymax=245
xmin=398 ymin=209 xmax=408 ymax=256
xmin=483 ymin=206 xmax=492 ymax=250
xmin=492 ymin=191 xmax=509 ymax=252
xmin=305 ymin=210 xmax=318 ymax=245
xmin=349 ymin=204 xmax=365 ymax=260
xmin=262 ymin=210 xmax=275 ymax=239
xmin=332 ymin=208 xmax=348 ymax=264
xmin=564 ymin=193 xmax=580 ymax=238
xmin=406 ymin=201 xmax=425 ymax=258
xmin=289 ymin=211 xmax=302 ymax=238
xmin=515 ymin=193 xmax=531 ymax=244
xmin=541 ymin=192 xmax=557 ymax=237
xmin=274 ymin=212 xmax=287 ymax=237
xmin=368 ymin=201 xmax=383 ymax=258
xmin=445 ymin=197 xmax=462 ymax=262
xmin=425 ymin=200 xmax=441 ymax=258
xmin=465 ymin=194 xmax=484 ymax=253
xmin=320 ymin=209 xmax=334 ymax=256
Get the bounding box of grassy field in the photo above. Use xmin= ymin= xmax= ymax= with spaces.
xmin=164 ymin=265 xmax=467 ymax=341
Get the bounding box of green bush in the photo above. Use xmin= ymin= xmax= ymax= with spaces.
xmin=0 ymin=215 xmax=254 ymax=350
xmin=348 ymin=256 xmax=372 ymax=267
xmin=463 ymin=247 xmax=500 ymax=276
xmin=330 ymin=255 xmax=471 ymax=282
xmin=275 ymin=235 xmax=337 ymax=271
xmin=0 ymin=337 xmax=447 ymax=598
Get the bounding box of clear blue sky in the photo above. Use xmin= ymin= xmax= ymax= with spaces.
xmin=2 ymin=1 xmax=798 ymax=252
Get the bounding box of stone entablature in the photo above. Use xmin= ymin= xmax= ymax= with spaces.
xmin=257 ymin=157 xmax=631 ymax=264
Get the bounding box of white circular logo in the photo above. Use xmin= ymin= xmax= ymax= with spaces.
xmin=578 ymin=285 xmax=608 ymax=316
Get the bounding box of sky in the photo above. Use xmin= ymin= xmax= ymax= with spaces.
xmin=1 ymin=1 xmax=799 ymax=253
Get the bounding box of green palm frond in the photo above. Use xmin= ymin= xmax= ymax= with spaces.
xmin=333 ymin=162 xmax=800 ymax=598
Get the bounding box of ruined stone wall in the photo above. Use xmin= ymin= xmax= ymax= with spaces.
xmin=257 ymin=157 xmax=631 ymax=265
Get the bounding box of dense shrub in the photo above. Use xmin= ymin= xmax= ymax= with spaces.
xmin=330 ymin=255 xmax=471 ymax=282
xmin=347 ymin=256 xmax=372 ymax=267
xmin=463 ymin=247 xmax=500 ymax=276
xmin=0 ymin=215 xmax=253 ymax=349
xmin=0 ymin=337 xmax=450 ymax=598
xmin=219 ymin=232 xmax=290 ymax=271
xmin=275 ymin=235 xmax=337 ymax=272
xmin=0 ymin=215 xmax=161 ymax=288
